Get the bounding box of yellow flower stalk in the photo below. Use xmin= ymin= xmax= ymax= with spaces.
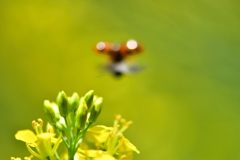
xmin=15 ymin=119 xmax=62 ymax=160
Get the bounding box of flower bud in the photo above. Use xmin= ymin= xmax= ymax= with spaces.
xmin=56 ymin=117 xmax=66 ymax=131
xmin=89 ymin=95 xmax=98 ymax=112
xmin=68 ymin=92 xmax=80 ymax=112
xmin=56 ymin=91 xmax=68 ymax=117
xmin=56 ymin=122 xmax=63 ymax=131
xmin=43 ymin=100 xmax=57 ymax=125
xmin=75 ymin=100 xmax=88 ymax=130
xmin=83 ymin=90 xmax=94 ymax=109
xmin=88 ymin=97 xmax=103 ymax=123
xmin=51 ymin=103 xmax=61 ymax=121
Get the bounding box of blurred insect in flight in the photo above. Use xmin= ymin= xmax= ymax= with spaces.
xmin=94 ymin=39 xmax=144 ymax=77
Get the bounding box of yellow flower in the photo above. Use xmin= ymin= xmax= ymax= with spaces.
xmin=15 ymin=119 xmax=62 ymax=160
xmin=79 ymin=115 xmax=139 ymax=160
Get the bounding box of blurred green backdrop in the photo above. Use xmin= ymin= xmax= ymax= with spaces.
xmin=1 ymin=0 xmax=240 ymax=159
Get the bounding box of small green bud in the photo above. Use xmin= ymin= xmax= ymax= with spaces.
xmin=83 ymin=90 xmax=94 ymax=109
xmin=56 ymin=122 xmax=63 ymax=131
xmin=75 ymin=100 xmax=88 ymax=130
xmin=51 ymin=103 xmax=61 ymax=121
xmin=93 ymin=95 xmax=98 ymax=102
xmin=56 ymin=117 xmax=66 ymax=131
xmin=68 ymin=92 xmax=80 ymax=112
xmin=88 ymin=97 xmax=103 ymax=123
xmin=56 ymin=91 xmax=68 ymax=117
xmin=43 ymin=100 xmax=57 ymax=125
xmin=88 ymin=95 xmax=98 ymax=112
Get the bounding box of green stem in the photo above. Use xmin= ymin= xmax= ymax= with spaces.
xmin=64 ymin=116 xmax=72 ymax=141
xmin=68 ymin=134 xmax=74 ymax=160
xmin=74 ymin=122 xmax=92 ymax=153
xmin=54 ymin=125 xmax=69 ymax=149
xmin=68 ymin=151 xmax=74 ymax=160
xmin=54 ymin=151 xmax=60 ymax=160
xmin=73 ymin=129 xmax=81 ymax=148
xmin=64 ymin=116 xmax=75 ymax=160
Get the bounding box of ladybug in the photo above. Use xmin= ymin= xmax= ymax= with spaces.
xmin=95 ymin=39 xmax=143 ymax=62
xmin=94 ymin=39 xmax=144 ymax=77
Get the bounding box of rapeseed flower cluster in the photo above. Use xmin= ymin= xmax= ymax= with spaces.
xmin=13 ymin=91 xmax=139 ymax=160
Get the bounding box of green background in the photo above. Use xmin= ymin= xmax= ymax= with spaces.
xmin=1 ymin=0 xmax=240 ymax=159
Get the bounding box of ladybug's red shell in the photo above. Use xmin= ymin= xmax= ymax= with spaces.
xmin=94 ymin=40 xmax=143 ymax=62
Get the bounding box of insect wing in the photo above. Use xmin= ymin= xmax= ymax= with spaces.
xmin=94 ymin=42 xmax=112 ymax=54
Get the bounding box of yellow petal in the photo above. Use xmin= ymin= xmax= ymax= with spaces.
xmin=51 ymin=136 xmax=62 ymax=144
xmin=117 ymin=138 xmax=140 ymax=154
xmin=88 ymin=125 xmax=113 ymax=133
xmin=50 ymin=133 xmax=62 ymax=156
xmin=37 ymin=133 xmax=55 ymax=139
xmin=15 ymin=130 xmax=37 ymax=143
xmin=120 ymin=152 xmax=133 ymax=160
xmin=78 ymin=149 xmax=102 ymax=157
xmin=26 ymin=144 xmax=44 ymax=159
xmin=85 ymin=125 xmax=113 ymax=143
xmin=78 ymin=149 xmax=116 ymax=160
xmin=94 ymin=153 xmax=116 ymax=160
